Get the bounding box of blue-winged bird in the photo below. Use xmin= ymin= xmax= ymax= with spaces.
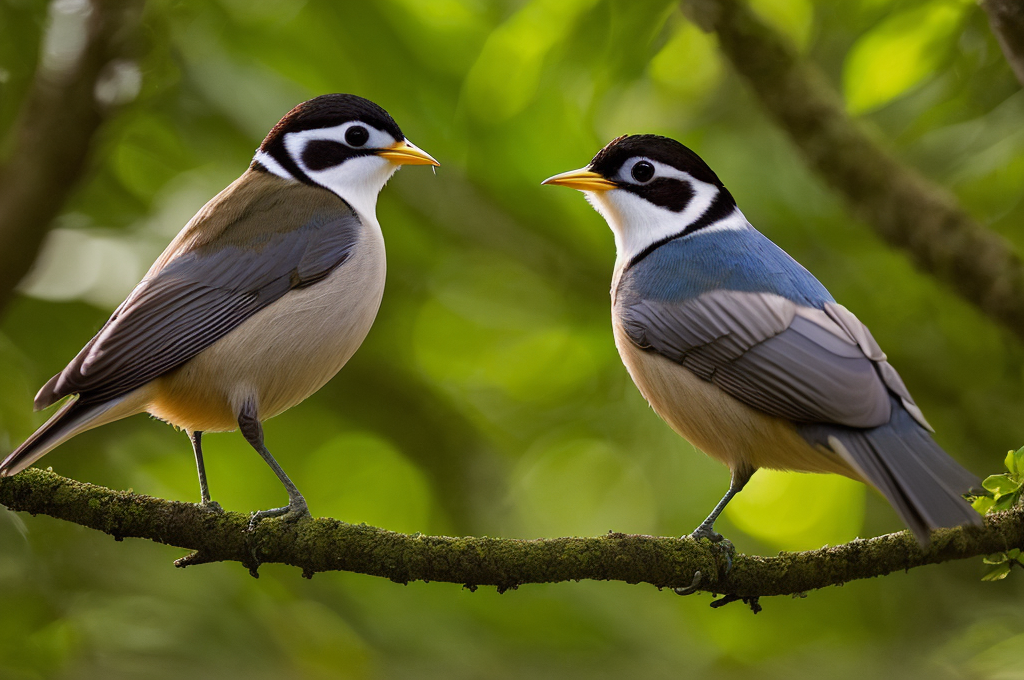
xmin=0 ymin=94 xmax=438 ymax=525
xmin=543 ymin=134 xmax=980 ymax=544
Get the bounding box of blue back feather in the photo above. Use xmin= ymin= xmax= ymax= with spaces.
xmin=621 ymin=224 xmax=834 ymax=308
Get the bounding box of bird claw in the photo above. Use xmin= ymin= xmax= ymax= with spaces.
xmin=248 ymin=498 xmax=309 ymax=531
xmin=710 ymin=538 xmax=736 ymax=574
xmin=688 ymin=529 xmax=736 ymax=574
xmin=197 ymin=500 xmax=224 ymax=514
xmin=690 ymin=524 xmax=725 ymax=543
xmin=673 ymin=571 xmax=703 ymax=596
xmin=710 ymin=593 xmax=763 ymax=614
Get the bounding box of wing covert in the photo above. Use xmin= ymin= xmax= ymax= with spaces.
xmin=621 ymin=290 xmax=902 ymax=429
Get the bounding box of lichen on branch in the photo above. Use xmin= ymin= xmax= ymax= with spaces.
xmin=2 ymin=468 xmax=1021 ymax=602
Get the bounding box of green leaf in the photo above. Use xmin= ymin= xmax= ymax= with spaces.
xmin=1008 ymin=548 xmax=1021 ymax=560
xmin=982 ymin=553 xmax=1008 ymax=565
xmin=972 ymin=496 xmax=995 ymax=515
xmin=1005 ymin=450 xmax=1017 ymax=476
xmin=993 ymin=494 xmax=1018 ymax=512
xmin=1014 ymin=446 xmax=1024 ymax=478
xmin=982 ymin=474 xmax=1021 ymax=497
xmin=843 ymin=0 xmax=969 ymax=114
xmin=982 ymin=563 xmax=1013 ymax=581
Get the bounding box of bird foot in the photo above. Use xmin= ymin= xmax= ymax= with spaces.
xmin=198 ymin=500 xmax=224 ymax=514
xmin=687 ymin=528 xmax=736 ymax=574
xmin=689 ymin=524 xmax=725 ymax=543
xmin=248 ymin=497 xmax=309 ymax=531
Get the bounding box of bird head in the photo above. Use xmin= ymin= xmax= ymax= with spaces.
xmin=543 ymin=135 xmax=739 ymax=265
xmin=253 ymin=93 xmax=438 ymax=217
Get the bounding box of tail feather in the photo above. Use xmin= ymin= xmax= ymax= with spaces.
xmin=867 ymin=426 xmax=980 ymax=526
xmin=826 ymin=430 xmax=922 ymax=536
xmin=801 ymin=398 xmax=982 ymax=545
xmin=1 ymin=399 xmax=115 ymax=477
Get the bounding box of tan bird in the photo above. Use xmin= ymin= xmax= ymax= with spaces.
xmin=544 ymin=134 xmax=980 ymax=545
xmin=0 ymin=94 xmax=438 ymax=525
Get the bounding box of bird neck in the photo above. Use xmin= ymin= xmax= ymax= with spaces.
xmin=589 ymin=188 xmax=747 ymax=276
xmin=252 ymin=150 xmax=397 ymax=225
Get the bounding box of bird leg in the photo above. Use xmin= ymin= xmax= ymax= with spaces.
xmin=690 ymin=467 xmax=754 ymax=543
xmin=189 ymin=430 xmax=222 ymax=513
xmin=237 ymin=400 xmax=309 ymax=529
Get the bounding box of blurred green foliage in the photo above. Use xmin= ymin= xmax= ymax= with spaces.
xmin=1 ymin=0 xmax=1024 ymax=678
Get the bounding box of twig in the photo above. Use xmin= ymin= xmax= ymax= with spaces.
xmin=2 ymin=468 xmax=1020 ymax=600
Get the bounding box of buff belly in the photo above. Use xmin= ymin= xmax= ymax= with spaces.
xmin=612 ymin=320 xmax=861 ymax=480
xmin=146 ymin=231 xmax=386 ymax=432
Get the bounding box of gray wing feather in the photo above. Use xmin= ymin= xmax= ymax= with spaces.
xmin=716 ymin=314 xmax=891 ymax=426
xmin=622 ymin=291 xmax=893 ymax=428
xmin=823 ymin=303 xmax=933 ymax=431
xmin=625 ymin=290 xmax=793 ymax=375
xmin=36 ymin=211 xmax=361 ymax=407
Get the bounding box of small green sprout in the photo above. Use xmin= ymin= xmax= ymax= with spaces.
xmin=970 ymin=446 xmax=1024 ymax=581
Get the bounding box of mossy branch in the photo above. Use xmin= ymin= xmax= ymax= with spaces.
xmin=2 ymin=469 xmax=1021 ymax=601
xmin=683 ymin=0 xmax=1024 ymax=343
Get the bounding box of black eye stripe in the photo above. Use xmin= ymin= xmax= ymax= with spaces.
xmin=301 ymin=139 xmax=354 ymax=171
xmin=623 ymin=177 xmax=694 ymax=212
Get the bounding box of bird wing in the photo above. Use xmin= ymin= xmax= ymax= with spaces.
xmin=620 ymin=290 xmax=931 ymax=430
xmin=35 ymin=191 xmax=362 ymax=408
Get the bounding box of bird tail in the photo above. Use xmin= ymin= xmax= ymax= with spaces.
xmin=0 ymin=397 xmax=127 ymax=477
xmin=800 ymin=401 xmax=982 ymax=545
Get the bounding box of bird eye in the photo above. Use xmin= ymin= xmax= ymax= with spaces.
xmin=631 ymin=160 xmax=655 ymax=183
xmin=345 ymin=126 xmax=369 ymax=147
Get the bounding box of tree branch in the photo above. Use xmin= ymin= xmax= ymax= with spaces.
xmin=982 ymin=0 xmax=1024 ymax=87
xmin=2 ymin=469 xmax=1020 ymax=601
xmin=682 ymin=0 xmax=1024 ymax=343
xmin=0 ymin=0 xmax=143 ymax=316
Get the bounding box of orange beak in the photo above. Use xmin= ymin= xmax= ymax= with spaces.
xmin=378 ymin=139 xmax=440 ymax=166
xmin=542 ymin=167 xmax=615 ymax=192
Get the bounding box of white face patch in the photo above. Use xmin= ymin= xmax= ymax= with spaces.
xmin=253 ymin=150 xmax=293 ymax=180
xmin=300 ymin=153 xmax=397 ymax=221
xmin=584 ymin=158 xmax=747 ymax=267
xmin=253 ymin=121 xmax=402 ymax=220
xmin=698 ymin=208 xmax=748 ymax=235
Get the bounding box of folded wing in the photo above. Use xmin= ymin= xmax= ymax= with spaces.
xmin=620 ymin=289 xmax=928 ymax=429
xmin=36 ymin=206 xmax=361 ymax=408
